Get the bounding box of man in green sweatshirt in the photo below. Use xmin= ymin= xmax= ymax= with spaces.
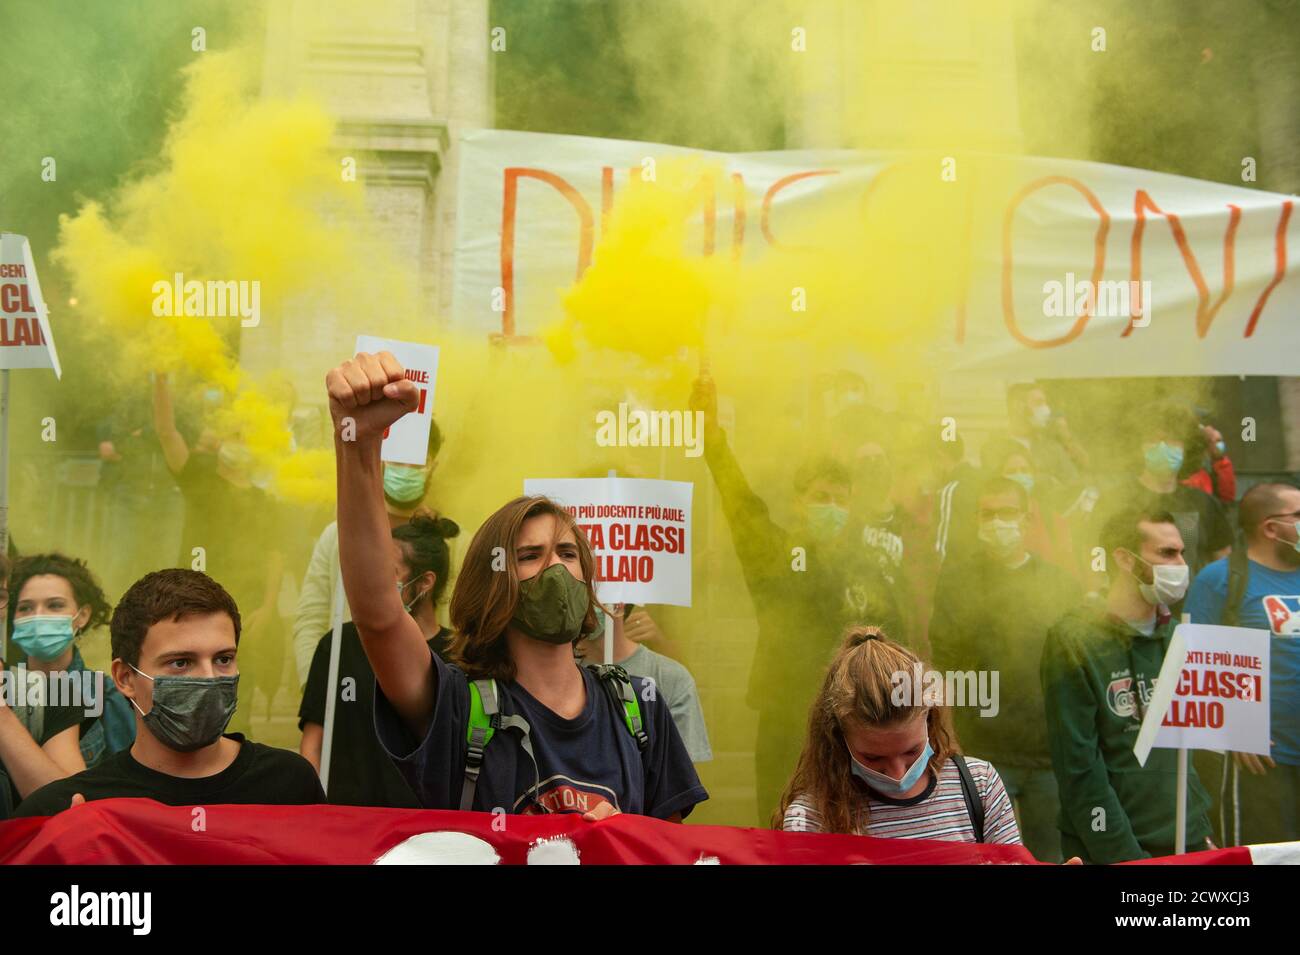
xmin=1041 ymin=505 xmax=1213 ymax=863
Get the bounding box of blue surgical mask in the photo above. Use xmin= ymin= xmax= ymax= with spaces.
xmin=397 ymin=576 xmax=424 ymax=613
xmin=1144 ymin=441 xmax=1184 ymax=475
xmin=383 ymin=464 xmax=429 ymax=504
xmin=807 ymin=503 xmax=850 ymax=538
xmin=12 ymin=614 xmax=77 ymax=662
xmin=848 ymin=738 xmax=934 ymax=796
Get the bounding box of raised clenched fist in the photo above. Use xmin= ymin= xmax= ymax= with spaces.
xmin=325 ymin=351 xmax=421 ymax=443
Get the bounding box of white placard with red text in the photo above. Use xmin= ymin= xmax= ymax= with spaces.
xmin=523 ymin=476 xmax=693 ymax=606
xmin=355 ymin=335 xmax=438 ymax=465
xmin=0 ymin=234 xmax=61 ymax=377
xmin=1135 ymin=624 xmax=1271 ymax=764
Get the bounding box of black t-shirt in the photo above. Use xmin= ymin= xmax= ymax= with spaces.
xmin=12 ymin=734 xmax=325 ymax=817
xmin=374 ymin=648 xmax=708 ymax=818
xmin=929 ymin=554 xmax=1082 ymax=767
xmin=299 ymin=622 xmax=452 ymax=807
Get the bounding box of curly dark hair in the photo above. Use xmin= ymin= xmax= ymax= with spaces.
xmin=7 ymin=552 xmax=112 ymax=638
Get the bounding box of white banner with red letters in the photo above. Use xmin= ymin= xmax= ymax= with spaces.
xmin=451 ymin=129 xmax=1298 ymax=379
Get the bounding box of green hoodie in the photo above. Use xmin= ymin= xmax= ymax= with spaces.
xmin=1041 ymin=605 xmax=1212 ymax=863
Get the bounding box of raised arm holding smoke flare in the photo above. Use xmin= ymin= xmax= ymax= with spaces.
xmin=152 ymin=372 xmax=285 ymax=732
xmin=330 ymin=352 xmax=706 ymax=820
xmin=689 ymin=371 xmax=907 ymax=821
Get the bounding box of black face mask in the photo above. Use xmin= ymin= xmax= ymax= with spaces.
xmin=511 ymin=564 xmax=590 ymax=645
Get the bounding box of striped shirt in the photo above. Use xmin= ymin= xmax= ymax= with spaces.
xmin=782 ymin=756 xmax=1022 ymax=844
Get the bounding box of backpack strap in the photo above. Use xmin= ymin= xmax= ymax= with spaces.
xmin=594 ymin=664 xmax=649 ymax=752
xmin=462 ymin=679 xmax=540 ymax=813
xmin=1221 ymin=539 xmax=1250 ymax=627
xmin=951 ymin=754 xmax=985 ymax=844
xmin=461 ymin=679 xmax=498 ymax=812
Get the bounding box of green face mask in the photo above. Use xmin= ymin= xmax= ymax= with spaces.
xmin=383 ymin=464 xmax=429 ymax=504
xmin=511 ymin=563 xmax=590 ymax=645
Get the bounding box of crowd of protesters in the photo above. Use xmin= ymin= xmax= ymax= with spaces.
xmin=0 ymin=352 xmax=1295 ymax=867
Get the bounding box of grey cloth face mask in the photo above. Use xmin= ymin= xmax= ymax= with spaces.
xmin=128 ymin=664 xmax=240 ymax=753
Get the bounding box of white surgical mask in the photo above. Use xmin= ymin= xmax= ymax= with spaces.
xmin=1268 ymin=519 xmax=1300 ymax=554
xmin=1130 ymin=556 xmax=1189 ymax=606
xmin=1030 ymin=405 xmax=1052 ymax=429
xmin=978 ymin=519 xmax=1022 ymax=550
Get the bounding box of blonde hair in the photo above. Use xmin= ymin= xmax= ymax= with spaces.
xmin=774 ymin=625 xmax=959 ymax=834
xmin=447 ymin=495 xmax=602 ymax=681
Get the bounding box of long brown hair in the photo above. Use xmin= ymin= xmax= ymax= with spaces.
xmin=774 ymin=625 xmax=959 ymax=834
xmin=447 ymin=495 xmax=601 ymax=681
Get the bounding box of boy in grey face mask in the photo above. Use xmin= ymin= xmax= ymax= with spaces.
xmin=13 ymin=569 xmax=324 ymax=817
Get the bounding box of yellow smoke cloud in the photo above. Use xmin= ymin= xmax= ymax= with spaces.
xmin=51 ymin=48 xmax=375 ymax=503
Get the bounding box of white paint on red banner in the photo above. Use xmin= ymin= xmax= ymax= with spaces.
xmin=373 ymin=831 xmax=500 ymax=865
xmin=526 ymin=836 xmax=581 ymax=865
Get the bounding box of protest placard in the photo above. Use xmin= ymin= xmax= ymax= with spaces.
xmin=1134 ymin=623 xmax=1271 ymax=765
xmin=522 ymin=476 xmax=693 ymax=606
xmin=354 ymin=334 xmax=438 ymax=465
xmin=0 ymin=233 xmax=60 ymax=377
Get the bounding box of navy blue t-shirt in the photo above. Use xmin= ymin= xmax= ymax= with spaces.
xmin=373 ymin=648 xmax=708 ymax=818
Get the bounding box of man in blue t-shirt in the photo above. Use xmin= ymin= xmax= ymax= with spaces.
xmin=1185 ymin=482 xmax=1300 ymax=844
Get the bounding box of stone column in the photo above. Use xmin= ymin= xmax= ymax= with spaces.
xmin=254 ymin=0 xmax=490 ymax=394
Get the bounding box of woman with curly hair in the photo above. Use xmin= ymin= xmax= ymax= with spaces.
xmin=0 ymin=552 xmax=133 ymax=817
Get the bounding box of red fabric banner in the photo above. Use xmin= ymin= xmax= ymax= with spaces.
xmin=0 ymin=799 xmax=1256 ymax=865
